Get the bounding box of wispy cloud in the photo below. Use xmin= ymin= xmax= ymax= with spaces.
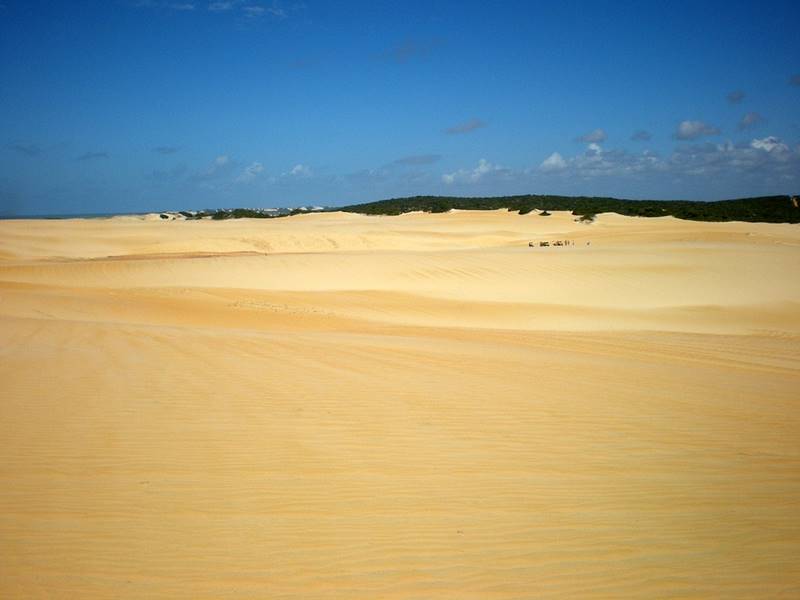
xmin=289 ymin=58 xmax=315 ymax=69
xmin=207 ymin=0 xmax=286 ymax=17
xmin=674 ymin=120 xmax=719 ymax=140
xmin=727 ymin=90 xmax=745 ymax=104
xmin=575 ymin=128 xmax=607 ymax=143
xmin=345 ymin=168 xmax=389 ymax=185
xmin=442 ymin=158 xmax=510 ymax=184
xmin=192 ymin=154 xmax=237 ymax=181
xmin=537 ymin=143 xmax=661 ymax=178
xmin=444 ymin=118 xmax=485 ymax=135
xmin=345 ymin=163 xmax=436 ymax=189
xmin=132 ymin=0 xmax=195 ymax=10
xmin=392 ymin=154 xmax=441 ymax=166
xmin=149 ymin=164 xmax=189 ymax=182
xmin=77 ymin=151 xmax=109 ymax=161
xmin=264 ymin=4 xmax=287 ymax=17
xmin=738 ymin=112 xmax=765 ymax=130
xmin=135 ymin=0 xmax=298 ymax=23
xmin=382 ymin=39 xmax=441 ymax=64
xmin=284 ymin=164 xmax=312 ymax=178
xmin=630 ymin=130 xmax=652 ymax=142
xmin=236 ymin=161 xmax=264 ymax=182
xmin=790 ymin=74 xmax=800 ymax=86
xmin=8 ymin=143 xmax=42 ymax=157
xmin=242 ymin=5 xmax=266 ymax=17
xmin=153 ymin=145 xmax=180 ymax=154
xmin=208 ymin=1 xmax=236 ymax=10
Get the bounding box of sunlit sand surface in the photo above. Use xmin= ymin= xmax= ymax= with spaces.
xmin=1 ymin=210 xmax=799 ymax=598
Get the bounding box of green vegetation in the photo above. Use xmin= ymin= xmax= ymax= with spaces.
xmin=207 ymin=208 xmax=308 ymax=220
xmin=338 ymin=194 xmax=800 ymax=223
xmin=182 ymin=194 xmax=800 ymax=224
xmin=211 ymin=208 xmax=277 ymax=220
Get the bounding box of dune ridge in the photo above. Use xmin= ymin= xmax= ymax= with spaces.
xmin=1 ymin=210 xmax=799 ymax=598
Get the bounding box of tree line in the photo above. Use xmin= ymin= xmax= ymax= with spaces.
xmin=337 ymin=194 xmax=799 ymax=223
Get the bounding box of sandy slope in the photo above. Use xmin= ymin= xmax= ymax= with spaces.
xmin=1 ymin=210 xmax=799 ymax=598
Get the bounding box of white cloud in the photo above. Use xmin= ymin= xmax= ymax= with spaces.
xmin=567 ymin=144 xmax=661 ymax=178
xmin=563 ymin=136 xmax=797 ymax=179
xmin=291 ymin=164 xmax=310 ymax=176
xmin=440 ymin=135 xmax=799 ymax=196
xmin=576 ymin=128 xmax=607 ymax=143
xmin=674 ymin=120 xmax=720 ymax=140
xmin=586 ymin=143 xmax=602 ymax=154
xmin=539 ymin=152 xmax=567 ymax=172
xmin=281 ymin=163 xmax=314 ymax=179
xmin=669 ymin=136 xmax=796 ymax=177
xmin=442 ymin=158 xmax=508 ymax=184
xmin=282 ymin=164 xmax=312 ymax=178
xmin=749 ymin=136 xmax=787 ymax=153
xmin=236 ymin=161 xmax=264 ymax=182
xmin=535 ymin=136 xmax=797 ymax=181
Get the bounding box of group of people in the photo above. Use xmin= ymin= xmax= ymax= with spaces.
xmin=530 ymin=240 xmax=588 ymax=247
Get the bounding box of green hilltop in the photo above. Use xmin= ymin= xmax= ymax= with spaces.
xmin=195 ymin=194 xmax=799 ymax=224
xmin=337 ymin=194 xmax=800 ymax=224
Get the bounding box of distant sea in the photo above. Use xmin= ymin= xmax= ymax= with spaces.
xmin=0 ymin=212 xmax=151 ymax=220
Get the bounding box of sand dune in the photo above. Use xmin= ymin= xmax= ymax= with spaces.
xmin=1 ymin=211 xmax=799 ymax=598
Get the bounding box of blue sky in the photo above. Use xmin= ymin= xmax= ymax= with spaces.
xmin=1 ymin=0 xmax=799 ymax=215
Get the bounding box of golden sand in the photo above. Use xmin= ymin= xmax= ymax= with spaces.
xmin=1 ymin=210 xmax=799 ymax=598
